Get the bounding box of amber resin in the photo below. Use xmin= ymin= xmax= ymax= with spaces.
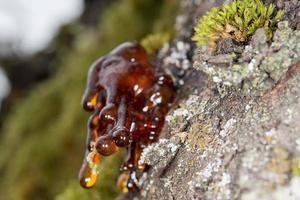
xmin=78 ymin=42 xmax=176 ymax=192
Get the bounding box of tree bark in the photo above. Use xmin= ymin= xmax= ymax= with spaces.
xmin=131 ymin=0 xmax=300 ymax=199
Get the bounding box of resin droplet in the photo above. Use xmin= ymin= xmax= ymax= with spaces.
xmin=113 ymin=128 xmax=130 ymax=147
xmin=79 ymin=151 xmax=101 ymax=188
xmin=79 ymin=161 xmax=98 ymax=189
xmin=117 ymin=171 xmax=130 ymax=193
xmin=79 ymin=42 xmax=176 ymax=192
xmin=95 ymin=135 xmax=118 ymax=156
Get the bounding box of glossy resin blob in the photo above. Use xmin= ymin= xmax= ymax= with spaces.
xmin=78 ymin=42 xmax=176 ymax=192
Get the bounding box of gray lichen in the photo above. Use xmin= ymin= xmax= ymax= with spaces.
xmin=194 ymin=21 xmax=300 ymax=96
xmin=141 ymin=65 xmax=300 ymax=199
xmin=140 ymin=139 xmax=180 ymax=168
xmin=137 ymin=1 xmax=300 ymax=200
xmin=241 ymin=177 xmax=300 ymax=200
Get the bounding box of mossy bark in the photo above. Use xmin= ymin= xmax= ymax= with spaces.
xmin=134 ymin=0 xmax=300 ymax=199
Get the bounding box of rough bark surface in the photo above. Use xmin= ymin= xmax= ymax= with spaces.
xmin=128 ymin=0 xmax=300 ymax=199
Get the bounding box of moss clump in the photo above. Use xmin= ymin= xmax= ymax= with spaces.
xmin=141 ymin=32 xmax=170 ymax=55
xmin=192 ymin=0 xmax=283 ymax=49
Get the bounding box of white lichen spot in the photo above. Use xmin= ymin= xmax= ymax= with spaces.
xmin=178 ymin=79 xmax=185 ymax=85
xmin=245 ymin=104 xmax=251 ymax=111
xmin=140 ymin=139 xmax=179 ymax=166
xmin=230 ymin=143 xmax=239 ymax=152
xmin=241 ymin=149 xmax=262 ymax=171
xmin=161 ymin=177 xmax=172 ymax=188
xmin=223 ymin=81 xmax=232 ymax=86
xmin=219 ymin=118 xmax=237 ymax=138
xmin=173 ymin=108 xmax=190 ymax=119
xmin=200 ymin=164 xmax=213 ymax=179
xmin=296 ymin=139 xmax=300 ymax=153
xmin=248 ymin=59 xmax=256 ymax=72
xmin=265 ymin=128 xmax=276 ymax=137
xmin=283 ymin=108 xmax=294 ymax=124
xmin=169 ymin=94 xmax=204 ymax=122
xmin=199 ymin=158 xmax=223 ymax=181
xmin=163 ymin=40 xmax=191 ymax=75
xmin=217 ymin=172 xmax=232 ymax=200
xmin=242 ymin=177 xmax=300 ymax=200
xmin=167 ymin=143 xmax=178 ymax=153
xmin=219 ymin=173 xmax=231 ymax=187
xmin=213 ymin=76 xmax=222 ymax=83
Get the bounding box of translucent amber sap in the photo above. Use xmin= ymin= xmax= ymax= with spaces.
xmin=78 ymin=42 xmax=176 ymax=192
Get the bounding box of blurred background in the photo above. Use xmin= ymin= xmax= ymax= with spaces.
xmin=0 ymin=0 xmax=178 ymax=199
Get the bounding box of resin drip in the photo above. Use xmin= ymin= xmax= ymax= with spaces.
xmin=79 ymin=42 xmax=176 ymax=192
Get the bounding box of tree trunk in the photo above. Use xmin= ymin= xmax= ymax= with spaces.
xmin=128 ymin=0 xmax=300 ymax=199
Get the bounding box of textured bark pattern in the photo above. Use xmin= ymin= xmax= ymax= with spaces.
xmin=140 ymin=61 xmax=300 ymax=200
xmin=128 ymin=0 xmax=300 ymax=199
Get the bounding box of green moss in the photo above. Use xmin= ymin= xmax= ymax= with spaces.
xmin=192 ymin=0 xmax=283 ymax=49
xmin=194 ymin=21 xmax=300 ymax=96
xmin=141 ymin=32 xmax=171 ymax=55
xmin=141 ymin=0 xmax=179 ymax=55
xmin=0 ymin=0 xmax=179 ymax=200
xmin=292 ymin=158 xmax=300 ymax=176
